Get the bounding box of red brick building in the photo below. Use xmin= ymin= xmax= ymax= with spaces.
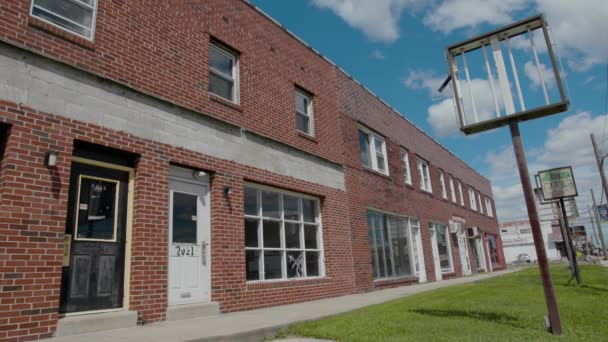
xmin=0 ymin=0 xmax=505 ymax=340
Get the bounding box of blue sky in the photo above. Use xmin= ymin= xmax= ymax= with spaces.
xmin=249 ymin=0 xmax=608 ymax=245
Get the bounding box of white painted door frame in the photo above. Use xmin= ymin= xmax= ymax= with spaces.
xmin=430 ymin=226 xmax=442 ymax=281
xmin=167 ymin=167 xmax=211 ymax=306
xmin=454 ymin=223 xmax=472 ymax=276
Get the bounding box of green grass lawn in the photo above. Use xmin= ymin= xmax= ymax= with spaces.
xmin=283 ymin=265 xmax=608 ymax=341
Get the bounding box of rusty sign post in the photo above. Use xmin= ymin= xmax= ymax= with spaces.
xmin=442 ymin=15 xmax=568 ymax=334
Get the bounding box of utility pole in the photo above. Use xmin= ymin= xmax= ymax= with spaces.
xmin=588 ymin=205 xmax=601 ymax=249
xmin=559 ymin=199 xmax=581 ymax=284
xmin=590 ymin=189 xmax=607 ymax=257
xmin=590 ymin=133 xmax=608 ymax=258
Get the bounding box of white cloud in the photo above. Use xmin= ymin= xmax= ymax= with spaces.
xmin=423 ymin=0 xmax=530 ymax=34
xmin=427 ymin=98 xmax=459 ymax=137
xmin=421 ymin=0 xmax=608 ymax=69
xmin=524 ymin=60 xmax=556 ymax=90
xmin=536 ymin=0 xmax=608 ymax=70
xmin=371 ymin=49 xmax=386 ymax=60
xmin=425 ymin=77 xmax=504 ymax=137
xmin=403 ymin=70 xmax=447 ymax=98
xmin=486 ymin=112 xmax=608 ymax=222
xmin=310 ymin=0 xmax=411 ymax=42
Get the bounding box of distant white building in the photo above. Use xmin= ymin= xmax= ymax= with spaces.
xmin=500 ymin=220 xmax=562 ymax=263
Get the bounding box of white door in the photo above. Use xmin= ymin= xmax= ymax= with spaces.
xmin=485 ymin=239 xmax=494 ymax=272
xmin=410 ymin=225 xmax=427 ymax=283
xmin=168 ymin=169 xmax=210 ymax=306
xmin=455 ymin=224 xmax=472 ymax=276
xmin=474 ymin=237 xmax=487 ymax=271
xmin=430 ymin=227 xmax=442 ymax=281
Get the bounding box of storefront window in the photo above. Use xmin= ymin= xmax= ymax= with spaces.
xmin=244 ymin=185 xmax=323 ymax=281
xmin=368 ymin=210 xmax=420 ymax=280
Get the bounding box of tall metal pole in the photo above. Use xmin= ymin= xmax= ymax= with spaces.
xmin=590 ymin=134 xmax=608 ymax=258
xmin=559 ymin=198 xmax=581 ymax=284
xmin=590 ymin=189 xmax=607 ymax=257
xmin=510 ymin=122 xmax=562 ymax=335
xmin=587 ymin=205 xmax=601 ymax=250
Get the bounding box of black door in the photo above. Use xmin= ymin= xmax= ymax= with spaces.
xmin=60 ymin=162 xmax=129 ymax=313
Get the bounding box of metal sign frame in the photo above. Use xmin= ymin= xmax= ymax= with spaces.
xmin=537 ymin=166 xmax=578 ymax=201
xmin=446 ymin=14 xmax=568 ymax=135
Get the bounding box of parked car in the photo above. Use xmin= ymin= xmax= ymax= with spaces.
xmin=517 ymin=253 xmax=531 ymax=263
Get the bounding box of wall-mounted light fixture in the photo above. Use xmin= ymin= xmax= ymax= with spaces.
xmin=44 ymin=151 xmax=58 ymax=167
xmin=223 ymin=186 xmax=233 ymax=197
xmin=193 ymin=170 xmax=207 ymax=179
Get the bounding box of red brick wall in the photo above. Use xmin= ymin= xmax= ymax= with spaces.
xmin=0 ymin=101 xmax=356 ymax=341
xmin=337 ymin=72 xmax=503 ymax=290
xmin=0 ymin=0 xmax=343 ymax=165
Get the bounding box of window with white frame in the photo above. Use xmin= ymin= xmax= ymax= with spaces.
xmin=431 ymin=222 xmax=453 ymax=273
xmin=477 ymin=192 xmax=484 ymax=214
xmin=295 ymin=89 xmax=314 ymax=136
xmin=244 ymin=185 xmax=323 ymax=281
xmin=400 ymin=148 xmax=411 ymax=185
xmin=485 ymin=197 xmax=494 ymax=217
xmin=30 ymin=0 xmax=98 ymax=40
xmin=358 ymin=127 xmax=389 ymax=175
xmin=449 ymin=175 xmax=456 ymax=203
xmin=457 ymin=180 xmax=465 ymax=206
xmin=417 ymin=158 xmax=432 ymax=192
xmin=368 ymin=210 xmax=421 ymax=280
xmin=209 ymin=43 xmax=239 ymax=103
xmin=439 ymin=171 xmax=447 ymax=199
xmin=468 ymin=187 xmax=477 ymax=211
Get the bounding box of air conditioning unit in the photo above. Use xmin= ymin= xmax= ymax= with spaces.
xmin=467 ymin=227 xmax=479 ymax=238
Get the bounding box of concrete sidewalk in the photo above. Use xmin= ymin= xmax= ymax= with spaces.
xmin=46 ymin=269 xmax=517 ymax=342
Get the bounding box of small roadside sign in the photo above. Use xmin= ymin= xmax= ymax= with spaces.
xmin=538 ymin=166 xmax=577 ymax=201
xmin=597 ymin=204 xmax=608 ymax=223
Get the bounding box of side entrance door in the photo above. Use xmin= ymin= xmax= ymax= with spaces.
xmin=455 ymin=223 xmax=472 ymax=276
xmin=60 ymin=162 xmax=129 ymax=313
xmin=167 ymin=167 xmax=211 ymax=306
xmin=429 ymin=226 xmax=442 ymax=281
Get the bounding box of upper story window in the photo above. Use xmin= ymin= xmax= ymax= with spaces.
xmin=477 ymin=192 xmax=484 ymax=215
xmin=449 ymin=176 xmax=457 ymax=203
xmin=458 ymin=181 xmax=464 ymax=207
xmin=439 ymin=171 xmax=447 ymax=199
xmin=295 ymin=89 xmax=314 ymax=136
xmin=468 ymin=187 xmax=477 ymax=211
xmin=457 ymin=180 xmax=465 ymax=206
xmin=209 ymin=43 xmax=239 ymax=103
xmin=244 ymin=185 xmax=324 ymax=281
xmin=30 ymin=0 xmax=98 ymax=40
xmin=359 ymin=127 xmax=389 ymax=175
xmin=485 ymin=197 xmax=494 ymax=217
xmin=417 ymin=158 xmax=432 ymax=192
xmin=400 ymin=148 xmax=411 ymax=185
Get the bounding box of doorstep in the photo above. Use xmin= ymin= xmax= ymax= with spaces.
xmin=55 ymin=310 xmax=138 ymax=337
xmin=166 ymin=302 xmax=220 ymax=322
